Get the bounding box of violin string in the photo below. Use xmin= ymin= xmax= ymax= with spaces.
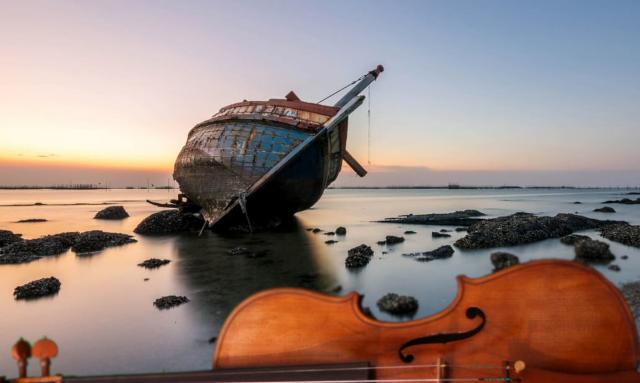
xmin=208 ymin=364 xmax=505 ymax=376
xmin=189 ymin=378 xmax=510 ymax=383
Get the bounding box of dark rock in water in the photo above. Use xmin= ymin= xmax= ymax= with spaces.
xmin=0 ymin=230 xmax=23 ymax=247
xmin=311 ymin=228 xmax=322 ymax=233
xmin=154 ymin=295 xmax=190 ymax=309
xmin=138 ymin=258 xmax=171 ymax=269
xmin=385 ymin=235 xmax=405 ymax=245
xmin=404 ymin=245 xmax=455 ymax=262
xmin=455 ymin=227 xmax=467 ymax=232
xmin=622 ymin=255 xmax=629 ymax=260
xmin=144 ymin=278 xmax=150 ymax=281
xmin=608 ymin=264 xmax=621 ymax=272
xmin=560 ymin=234 xmax=590 ymax=245
xmin=600 ymin=224 xmax=640 ymax=248
xmin=94 ymin=205 xmax=129 ymax=220
xmin=15 ymin=218 xmax=47 ymax=223
xmin=380 ymin=210 xmax=485 ymax=226
xmin=603 ymin=198 xmax=640 ymax=205
xmin=440 ymin=229 xmax=451 ymax=233
xmin=377 ymin=293 xmax=418 ymax=315
xmin=574 ymin=238 xmax=614 ymax=262
xmin=626 ymin=192 xmax=640 ymax=195
xmin=621 ymin=281 xmax=640 ymax=319
xmin=325 ymin=240 xmax=338 ymax=245
xmin=134 ymin=210 xmax=204 ymax=235
xmin=346 ymin=244 xmax=374 ymax=268
xmin=455 ymin=212 xmax=623 ymax=249
xmin=208 ymin=336 xmax=218 ymax=344
xmin=72 ymin=231 xmax=136 ymax=253
xmin=335 ymin=227 xmax=347 ymax=235
xmin=491 ymin=252 xmax=520 ymax=272
xmin=573 ymin=201 xmax=582 ymax=204
xmin=594 ymin=206 xmax=616 ymax=213
xmin=376 ymin=240 xmax=387 ymax=245
xmin=324 ymin=232 xmax=335 ymax=236
xmin=14 ymin=277 xmax=61 ymax=300
xmin=432 ymin=231 xmax=451 ymax=238
xmin=404 ymin=230 xmax=416 ymax=234
xmin=1 ymin=232 xmax=79 ymax=262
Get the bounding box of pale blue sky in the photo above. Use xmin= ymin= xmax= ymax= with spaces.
xmin=1 ymin=0 xmax=639 ymax=186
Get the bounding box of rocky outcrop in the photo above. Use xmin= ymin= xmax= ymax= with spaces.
xmin=0 ymin=230 xmax=23 ymax=247
xmin=454 ymin=213 xmax=623 ymax=249
xmin=14 ymin=277 xmax=61 ymax=300
xmin=154 ymin=295 xmax=189 ymax=309
xmin=403 ymin=245 xmax=454 ymax=262
xmin=138 ymin=258 xmax=171 ymax=269
xmin=404 ymin=230 xmax=416 ymax=234
xmin=380 ymin=210 xmax=485 ymax=226
xmin=385 ymin=236 xmax=405 ymax=245
xmin=72 ymin=231 xmax=136 ymax=253
xmin=490 ymin=252 xmax=520 ymax=272
xmin=335 ymin=227 xmax=347 ymax=235
xmin=377 ymin=293 xmax=418 ymax=315
xmin=432 ymin=232 xmax=451 ymax=238
xmin=574 ymin=238 xmax=615 ymax=262
xmin=94 ymin=205 xmax=129 ymax=220
xmin=134 ymin=210 xmax=204 ymax=235
xmin=600 ymin=224 xmax=640 ymax=248
xmin=346 ymin=244 xmax=374 ymax=268
xmin=15 ymin=218 xmax=47 ymax=223
xmin=560 ymin=234 xmax=590 ymax=245
xmin=594 ymin=207 xmax=616 ymax=213
xmin=1 ymin=232 xmax=79 ymax=264
xmin=603 ymin=198 xmax=640 ymax=205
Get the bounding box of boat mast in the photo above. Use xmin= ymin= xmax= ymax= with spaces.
xmin=334 ymin=65 xmax=384 ymax=108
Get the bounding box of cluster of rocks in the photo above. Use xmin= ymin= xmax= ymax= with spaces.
xmin=0 ymin=230 xmax=23 ymax=247
xmin=490 ymin=252 xmax=520 ymax=272
xmin=599 ymin=224 xmax=640 ymax=248
xmin=403 ymin=245 xmax=454 ymax=262
xmin=345 ymin=244 xmax=374 ymax=268
xmin=560 ymin=234 xmax=616 ymax=264
xmin=14 ymin=277 xmax=61 ymax=300
xmin=383 ymin=235 xmax=404 ymax=245
xmin=134 ymin=210 xmax=204 ymax=235
xmin=153 ymin=295 xmax=190 ymax=310
xmin=377 ymin=293 xmax=418 ymax=315
xmin=380 ymin=210 xmax=485 ymax=226
xmin=454 ymin=213 xmax=623 ymax=249
xmin=94 ymin=205 xmax=129 ymax=220
xmin=138 ymin=258 xmax=171 ymax=269
xmin=0 ymin=230 xmax=136 ymax=264
xmin=602 ymin=198 xmax=640 ymax=205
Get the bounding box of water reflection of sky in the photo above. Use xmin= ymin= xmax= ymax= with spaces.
xmin=0 ymin=188 xmax=639 ymax=377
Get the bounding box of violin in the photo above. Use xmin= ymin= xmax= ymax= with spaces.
xmin=4 ymin=260 xmax=639 ymax=382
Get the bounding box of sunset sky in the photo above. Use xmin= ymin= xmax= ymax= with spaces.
xmin=1 ymin=0 xmax=639 ymax=187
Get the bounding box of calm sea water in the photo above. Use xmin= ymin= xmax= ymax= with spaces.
xmin=1 ymin=188 xmax=639 ymax=377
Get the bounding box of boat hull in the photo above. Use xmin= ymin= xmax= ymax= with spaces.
xmin=174 ymin=116 xmax=344 ymax=227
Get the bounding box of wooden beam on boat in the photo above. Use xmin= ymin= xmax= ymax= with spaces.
xmin=343 ymin=150 xmax=367 ymax=177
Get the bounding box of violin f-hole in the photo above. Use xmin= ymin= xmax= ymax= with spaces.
xmin=398 ymin=307 xmax=486 ymax=363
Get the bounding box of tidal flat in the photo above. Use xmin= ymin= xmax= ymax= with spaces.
xmin=1 ymin=188 xmax=639 ymax=377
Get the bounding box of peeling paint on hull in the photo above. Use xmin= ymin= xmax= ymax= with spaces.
xmin=173 ymin=98 xmax=345 ymax=227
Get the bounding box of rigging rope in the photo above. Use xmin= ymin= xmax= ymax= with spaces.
xmin=317 ymin=75 xmax=366 ymax=104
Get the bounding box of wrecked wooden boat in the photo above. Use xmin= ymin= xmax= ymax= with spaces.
xmin=173 ymin=65 xmax=384 ymax=229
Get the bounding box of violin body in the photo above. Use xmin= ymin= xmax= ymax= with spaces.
xmin=214 ymin=259 xmax=640 ymax=382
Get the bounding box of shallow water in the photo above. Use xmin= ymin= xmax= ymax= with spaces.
xmin=1 ymin=188 xmax=639 ymax=377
